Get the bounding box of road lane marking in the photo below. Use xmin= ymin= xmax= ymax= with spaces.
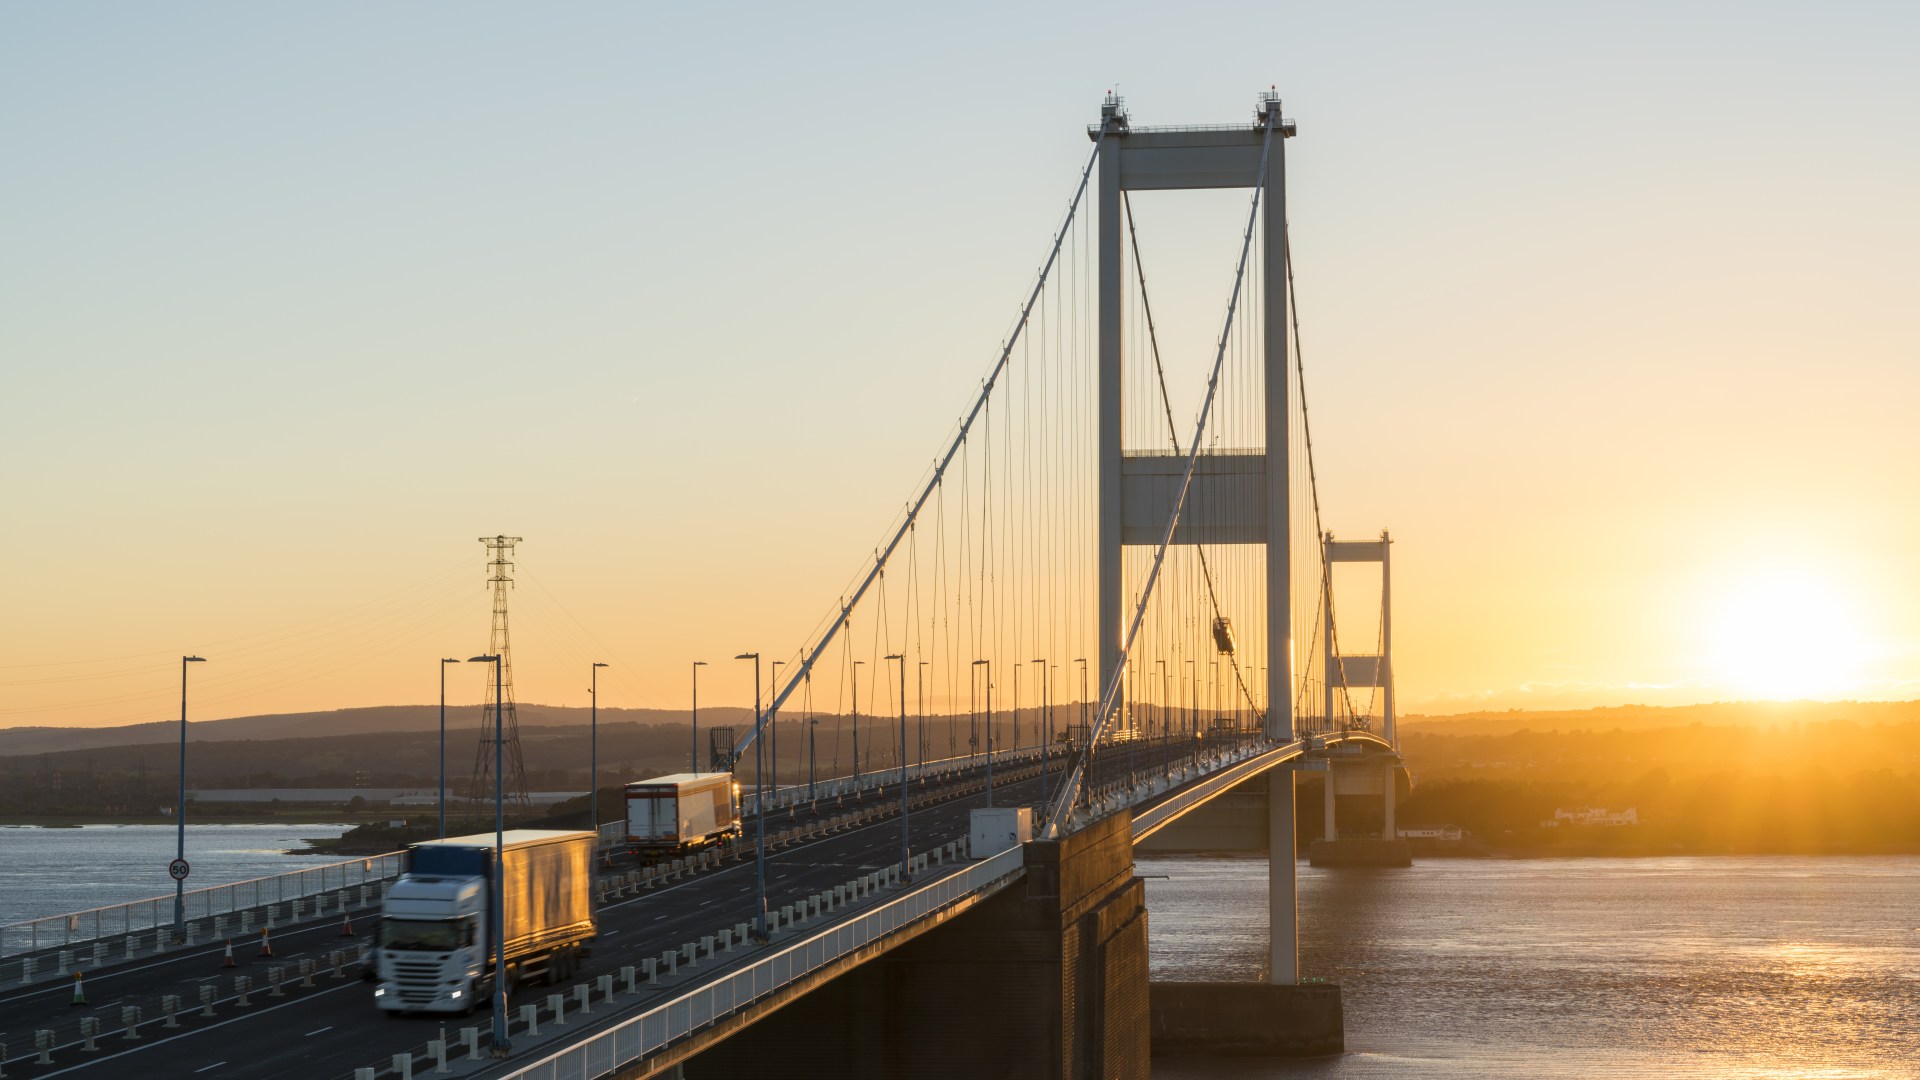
xmin=194 ymin=1063 xmax=226 ymax=1073
xmin=305 ymin=1027 xmax=332 ymax=1036
xmin=28 ymin=980 xmax=362 ymax=1078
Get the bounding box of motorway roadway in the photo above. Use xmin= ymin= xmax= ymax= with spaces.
xmin=0 ymin=748 xmax=1123 ymax=1080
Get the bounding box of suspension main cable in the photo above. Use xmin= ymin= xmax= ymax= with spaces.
xmin=731 ymin=119 xmax=1120 ymax=762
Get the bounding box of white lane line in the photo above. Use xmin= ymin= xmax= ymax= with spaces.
xmin=305 ymin=1026 xmax=332 ymax=1036
xmin=29 ymin=980 xmax=362 ymax=1078
xmin=194 ymin=1063 xmax=226 ymax=1073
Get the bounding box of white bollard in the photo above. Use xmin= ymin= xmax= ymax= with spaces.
xmin=702 ymin=933 xmax=716 ymax=955
xmin=574 ymin=982 xmax=592 ymax=1015
xmin=597 ymin=973 xmax=614 ymax=1003
xmin=300 ymin=958 xmax=316 ymax=987
xmin=719 ymin=929 xmax=732 ymax=953
xmin=80 ymin=1016 xmax=99 ymax=1052
xmin=644 ymin=957 xmax=659 ymax=983
xmin=269 ymin=965 xmax=287 ymax=997
xmin=234 ymin=974 xmax=252 ymax=1007
xmin=121 ymin=1005 xmax=142 ymax=1040
xmin=680 ymin=943 xmax=696 ymax=967
xmin=56 ymin=950 xmax=70 ymax=977
xmin=519 ymin=1004 xmax=540 ymax=1037
xmin=461 ymin=1026 xmax=482 ymax=1061
xmin=19 ymin=956 xmax=34 ymax=987
xmin=428 ymin=1038 xmax=450 ymax=1074
xmin=162 ymin=993 xmax=181 ymax=1028
xmin=92 ymin=943 xmax=105 ymax=967
xmin=37 ymin=1029 xmax=55 ymax=1064
xmin=390 ymin=1052 xmax=413 ymax=1080
xmin=621 ymin=965 xmax=637 ymax=993
xmin=546 ymin=992 xmax=566 ymax=1026
xmin=200 ymin=984 xmax=217 ymax=1017
xmin=355 ymin=1070 xmax=376 ymax=1080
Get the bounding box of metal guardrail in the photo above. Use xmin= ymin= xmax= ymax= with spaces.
xmin=1 ymin=851 xmax=406 ymax=957
xmin=741 ymin=743 xmax=1047 ymax=817
xmin=498 ymin=844 xmax=1027 ymax=1080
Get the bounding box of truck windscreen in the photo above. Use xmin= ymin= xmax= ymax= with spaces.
xmin=381 ymin=919 xmax=461 ymax=951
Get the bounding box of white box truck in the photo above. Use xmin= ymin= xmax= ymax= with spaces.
xmin=625 ymin=772 xmax=739 ymax=860
xmin=969 ymin=806 xmax=1033 ymax=857
xmin=374 ymin=829 xmax=596 ymax=1015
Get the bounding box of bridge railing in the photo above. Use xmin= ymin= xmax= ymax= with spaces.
xmin=0 ymin=850 xmax=405 ymax=958
xmin=741 ymin=743 xmax=1048 ymax=817
xmin=498 ymin=843 xmax=1028 ymax=1080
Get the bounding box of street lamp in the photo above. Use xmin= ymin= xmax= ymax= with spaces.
xmin=690 ymin=661 xmax=707 ymax=774
xmin=885 ymin=654 xmax=911 ymax=882
xmin=735 ymin=652 xmax=768 ymax=941
xmin=172 ymin=655 xmax=206 ymax=939
xmin=770 ymin=660 xmax=785 ymax=799
xmin=439 ymin=658 xmax=461 ymax=840
xmin=1031 ymin=659 xmax=1049 ymax=808
xmin=590 ymin=662 xmax=609 ymax=831
xmin=1075 ymin=658 xmax=1088 ymax=748
xmin=468 ymin=653 xmax=509 ymax=1054
xmin=916 ymin=660 xmax=929 ymax=769
xmin=972 ymin=659 xmax=993 ymax=807
xmin=851 ymin=659 xmax=864 ymax=797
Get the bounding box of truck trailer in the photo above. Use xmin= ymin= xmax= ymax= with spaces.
xmin=374 ymin=829 xmax=596 ymax=1015
xmin=625 ymin=772 xmax=738 ymax=859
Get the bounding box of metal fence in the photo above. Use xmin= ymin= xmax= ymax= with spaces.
xmin=742 ymin=743 xmax=1046 ymax=817
xmin=1 ymin=850 xmax=405 ymax=957
xmin=499 ymin=844 xmax=1027 ymax=1080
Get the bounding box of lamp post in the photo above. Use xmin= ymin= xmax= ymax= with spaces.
xmin=735 ymin=652 xmax=767 ymax=940
xmin=690 ymin=660 xmax=707 ymax=774
xmin=916 ymin=660 xmax=929 ymax=770
xmin=885 ymin=654 xmax=911 ymax=881
xmin=851 ymin=659 xmax=864 ymax=798
xmin=1159 ymin=659 xmax=1172 ymax=776
xmin=172 ymin=655 xmax=206 ymax=939
xmin=973 ymin=659 xmax=993 ymax=807
xmin=590 ymin=662 xmax=608 ymax=831
xmin=468 ymin=653 xmax=509 ymax=1054
xmin=439 ymin=658 xmax=461 ymax=840
xmin=770 ymin=660 xmax=784 ymax=799
xmin=808 ymin=716 xmax=819 ymax=803
xmin=1075 ymin=658 xmax=1088 ymax=748
xmin=1031 ymin=659 xmax=1049 ymax=808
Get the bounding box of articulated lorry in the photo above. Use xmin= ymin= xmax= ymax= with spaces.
xmin=374 ymin=829 xmax=596 ymax=1015
xmin=624 ymin=772 xmax=738 ymax=860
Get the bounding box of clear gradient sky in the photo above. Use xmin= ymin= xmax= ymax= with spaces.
xmin=4 ymin=1 xmax=1917 ymax=728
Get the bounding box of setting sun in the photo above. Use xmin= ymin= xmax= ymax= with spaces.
xmin=1704 ymin=570 xmax=1868 ymax=700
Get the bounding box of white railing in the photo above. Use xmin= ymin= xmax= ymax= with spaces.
xmin=1 ymin=850 xmax=405 ymax=957
xmin=499 ymin=844 xmax=1027 ymax=1080
xmin=742 ymin=743 xmax=1048 ymax=817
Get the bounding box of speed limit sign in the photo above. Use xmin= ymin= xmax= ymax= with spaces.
xmin=168 ymin=858 xmax=191 ymax=882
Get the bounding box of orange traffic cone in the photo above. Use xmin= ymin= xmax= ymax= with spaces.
xmin=339 ymin=912 xmax=355 ymax=937
xmin=222 ymin=938 xmax=237 ymax=968
xmin=258 ymin=927 xmax=273 ymax=958
xmin=69 ymin=971 xmax=87 ymax=1007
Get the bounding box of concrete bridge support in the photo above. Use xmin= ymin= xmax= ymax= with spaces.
xmin=1309 ymin=755 xmax=1411 ymax=867
xmin=681 ymin=811 xmax=1149 ymax=1080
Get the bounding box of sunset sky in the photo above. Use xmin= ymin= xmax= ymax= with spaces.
xmin=4 ymin=2 xmax=1917 ymax=729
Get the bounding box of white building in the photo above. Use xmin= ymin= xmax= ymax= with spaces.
xmin=1542 ymin=806 xmax=1638 ymax=827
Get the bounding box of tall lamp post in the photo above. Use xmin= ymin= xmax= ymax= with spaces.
xmin=735 ymin=652 xmax=768 ymax=940
xmin=885 ymin=654 xmax=911 ymax=881
xmin=916 ymin=660 xmax=929 ymax=769
xmin=172 ymin=655 xmax=206 ymax=939
xmin=973 ymin=659 xmax=993 ymax=807
xmin=770 ymin=660 xmax=784 ymax=799
xmin=851 ymin=659 xmax=864 ymax=797
xmin=589 ymin=662 xmax=608 ymax=831
xmin=438 ymin=658 xmax=461 ymax=840
xmin=1075 ymin=658 xmax=1088 ymax=748
xmin=690 ymin=660 xmax=707 ymax=774
xmin=1031 ymin=659 xmax=1049 ymax=807
xmin=468 ymin=653 xmax=509 ymax=1055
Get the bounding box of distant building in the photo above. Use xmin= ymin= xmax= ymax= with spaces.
xmin=1541 ymin=806 xmax=1638 ymax=828
xmin=1396 ymin=825 xmax=1463 ymax=842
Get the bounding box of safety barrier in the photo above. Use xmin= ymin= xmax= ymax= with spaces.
xmin=497 ymin=843 xmax=1025 ymax=1080
xmin=1 ymin=851 xmax=404 ymax=958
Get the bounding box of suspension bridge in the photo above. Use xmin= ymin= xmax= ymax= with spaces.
xmin=0 ymin=91 xmax=1410 ymax=1080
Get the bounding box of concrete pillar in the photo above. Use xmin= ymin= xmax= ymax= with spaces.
xmin=1269 ymin=766 xmax=1298 ymax=985
xmin=1323 ymin=768 xmax=1337 ymax=842
xmin=1096 ymin=104 xmax=1124 ymax=706
xmin=1382 ymin=761 xmax=1396 ymax=839
xmin=1263 ymin=110 xmax=1292 ymax=741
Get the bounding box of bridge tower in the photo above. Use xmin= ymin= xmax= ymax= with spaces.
xmin=1314 ymin=530 xmax=1409 ymax=865
xmin=1093 ymin=91 xmax=1303 ymax=983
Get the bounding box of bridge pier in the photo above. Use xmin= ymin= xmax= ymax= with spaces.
xmin=1309 ymin=755 xmax=1411 ymax=867
xmin=681 ymin=811 xmax=1149 ymax=1080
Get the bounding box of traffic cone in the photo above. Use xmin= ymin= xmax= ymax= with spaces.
xmin=70 ymin=971 xmax=87 ymax=1007
xmin=339 ymin=911 xmax=355 ymax=937
xmin=222 ymin=939 xmax=237 ymax=967
xmin=258 ymin=927 xmax=273 ymax=958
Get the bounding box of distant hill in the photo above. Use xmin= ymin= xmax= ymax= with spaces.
xmin=0 ymin=704 xmax=757 ymax=757
xmin=1399 ymin=699 xmax=1920 ymax=737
